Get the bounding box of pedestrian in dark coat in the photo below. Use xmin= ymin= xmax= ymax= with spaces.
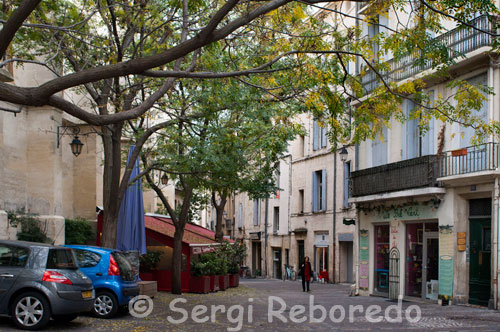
xmin=299 ymin=256 xmax=312 ymax=292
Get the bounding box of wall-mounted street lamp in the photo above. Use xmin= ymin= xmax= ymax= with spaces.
xmin=161 ymin=173 xmax=168 ymax=185
xmin=339 ymin=146 xmax=348 ymax=162
xmin=57 ymin=126 xmax=84 ymax=157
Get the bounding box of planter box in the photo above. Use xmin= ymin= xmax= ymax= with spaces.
xmin=189 ymin=276 xmax=211 ymax=294
xmin=229 ymin=274 xmax=239 ymax=287
xmin=219 ymin=275 xmax=229 ymax=291
xmin=210 ymin=275 xmax=220 ymax=292
xmin=138 ymin=281 xmax=158 ymax=298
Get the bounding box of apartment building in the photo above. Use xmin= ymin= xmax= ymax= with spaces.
xmin=288 ymin=115 xmax=356 ymax=283
xmin=234 ymin=113 xmax=357 ymax=282
xmin=235 ymin=157 xmax=292 ymax=278
xmin=347 ymin=1 xmax=500 ymax=309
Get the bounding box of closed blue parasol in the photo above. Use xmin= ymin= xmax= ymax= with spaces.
xmin=116 ymin=145 xmax=146 ymax=255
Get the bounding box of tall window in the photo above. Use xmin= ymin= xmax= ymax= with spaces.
xmin=299 ymin=189 xmax=304 ymax=214
xmin=460 ymin=74 xmax=488 ymax=148
xmin=343 ymin=161 xmax=351 ymax=208
xmin=403 ymin=94 xmax=435 ymax=159
xmin=238 ymin=203 xmax=243 ymax=229
xmin=313 ymin=121 xmax=327 ymax=151
xmin=273 ymin=207 xmax=279 ymax=233
xmin=299 ymin=135 xmax=305 ymax=157
xmin=312 ymin=170 xmax=327 ymax=212
xmin=371 ymin=126 xmax=388 ymax=167
xmin=253 ymin=200 xmax=261 ymax=226
xmin=403 ymin=99 xmax=419 ymax=160
xmin=276 ymin=163 xmax=280 ymax=189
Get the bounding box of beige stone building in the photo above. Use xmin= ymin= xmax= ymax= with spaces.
xmin=234 ymin=114 xmax=357 ymax=282
xmin=0 ymin=63 xmax=183 ymax=243
xmin=0 ymin=63 xmax=102 ymax=244
xmin=235 ymin=156 xmax=292 ymax=278
xmin=344 ymin=1 xmax=500 ymax=309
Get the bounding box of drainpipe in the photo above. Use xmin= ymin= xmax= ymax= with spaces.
xmin=494 ymin=176 xmax=499 ymax=309
xmin=264 ymin=197 xmax=269 ymax=278
xmin=355 ymin=208 xmax=361 ymax=295
xmin=333 ymin=149 xmax=337 ymax=283
xmin=288 ymin=155 xmax=292 ymax=264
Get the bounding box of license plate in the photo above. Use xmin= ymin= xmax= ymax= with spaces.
xmin=82 ymin=290 xmax=92 ymax=299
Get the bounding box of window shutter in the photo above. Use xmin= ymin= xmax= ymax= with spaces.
xmin=258 ymin=200 xmax=261 ymax=225
xmin=253 ymin=200 xmax=259 ymax=226
xmin=321 ymin=127 xmax=327 ymax=148
xmin=343 ymin=162 xmax=350 ymax=208
xmin=312 ymin=172 xmax=318 ymax=212
xmin=421 ymin=91 xmax=435 ymax=155
xmin=321 ymin=169 xmax=327 ymax=211
xmin=404 ymin=99 xmax=419 ymax=159
xmin=313 ymin=121 xmax=319 ymax=150
xmin=238 ymin=203 xmax=243 ymax=228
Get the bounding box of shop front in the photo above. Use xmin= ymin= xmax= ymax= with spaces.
xmin=358 ymin=198 xmax=444 ymax=301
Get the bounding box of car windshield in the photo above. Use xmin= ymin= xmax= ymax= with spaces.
xmin=46 ymin=249 xmax=78 ymax=269
xmin=112 ymin=252 xmax=135 ymax=281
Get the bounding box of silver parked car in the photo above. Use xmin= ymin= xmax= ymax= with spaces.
xmin=0 ymin=240 xmax=94 ymax=330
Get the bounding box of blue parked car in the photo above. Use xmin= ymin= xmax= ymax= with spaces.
xmin=65 ymin=246 xmax=139 ymax=318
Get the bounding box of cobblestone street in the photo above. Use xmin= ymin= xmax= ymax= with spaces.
xmin=0 ymin=279 xmax=499 ymax=331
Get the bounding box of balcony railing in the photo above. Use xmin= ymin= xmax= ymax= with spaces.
xmin=350 ymin=155 xmax=439 ymax=197
xmin=361 ymin=15 xmax=495 ymax=94
xmin=439 ymin=142 xmax=499 ymax=177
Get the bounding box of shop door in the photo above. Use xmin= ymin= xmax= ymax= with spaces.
xmin=252 ymin=242 xmax=262 ymax=276
xmin=422 ymin=232 xmax=439 ymax=300
xmin=273 ymin=249 xmax=282 ymax=279
xmin=297 ymin=240 xmax=304 ymax=267
xmin=469 ymin=218 xmax=491 ymax=306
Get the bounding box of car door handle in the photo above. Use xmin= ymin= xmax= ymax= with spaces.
xmin=0 ymin=273 xmax=14 ymax=278
xmin=96 ymin=273 xmax=102 ymax=276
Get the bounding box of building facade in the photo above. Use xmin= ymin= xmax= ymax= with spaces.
xmin=234 ymin=113 xmax=357 ymax=283
xmin=348 ymin=1 xmax=500 ymax=309
xmin=0 ymin=63 xmax=102 ymax=244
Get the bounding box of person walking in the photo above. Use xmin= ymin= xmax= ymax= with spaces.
xmin=299 ymin=256 xmax=312 ymax=292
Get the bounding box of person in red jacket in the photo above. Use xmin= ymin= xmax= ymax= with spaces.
xmin=299 ymin=256 xmax=312 ymax=292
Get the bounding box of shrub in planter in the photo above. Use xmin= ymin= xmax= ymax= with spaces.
xmin=140 ymin=251 xmax=162 ymax=273
xmin=190 ymin=261 xmax=211 ymax=293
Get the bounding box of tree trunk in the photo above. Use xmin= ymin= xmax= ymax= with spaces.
xmin=101 ymin=122 xmax=124 ymax=248
xmin=172 ymin=225 xmax=185 ymax=294
xmin=213 ymin=193 xmax=227 ymax=243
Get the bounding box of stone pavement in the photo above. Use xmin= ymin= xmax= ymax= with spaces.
xmin=1 ymin=279 xmax=500 ymax=331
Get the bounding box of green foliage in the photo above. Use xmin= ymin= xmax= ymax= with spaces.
xmin=7 ymin=212 xmax=52 ymax=244
xmin=191 ymin=242 xmax=247 ymax=276
xmin=65 ymin=218 xmax=94 ymax=245
xmin=139 ymin=251 xmax=162 ymax=272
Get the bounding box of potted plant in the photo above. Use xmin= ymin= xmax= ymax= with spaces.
xmin=228 ymin=242 xmax=246 ymax=287
xmin=228 ymin=263 xmax=240 ymax=288
xmin=189 ymin=261 xmax=211 ymax=293
xmin=139 ymin=251 xmax=162 ymax=281
xmin=217 ymin=256 xmax=229 ymax=291
xmin=198 ymin=253 xmax=219 ymax=292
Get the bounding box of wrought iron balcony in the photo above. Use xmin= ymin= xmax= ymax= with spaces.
xmin=361 ymin=15 xmax=495 ymax=94
xmin=350 ymin=155 xmax=439 ymax=197
xmin=439 ymin=142 xmax=499 ymax=178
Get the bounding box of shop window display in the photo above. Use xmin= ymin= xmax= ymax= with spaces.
xmin=374 ymin=224 xmax=390 ymax=293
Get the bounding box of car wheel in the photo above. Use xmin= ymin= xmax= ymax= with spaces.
xmin=52 ymin=313 xmax=78 ymax=322
xmin=92 ymin=291 xmax=118 ymax=318
xmin=11 ymin=292 xmax=51 ymax=331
